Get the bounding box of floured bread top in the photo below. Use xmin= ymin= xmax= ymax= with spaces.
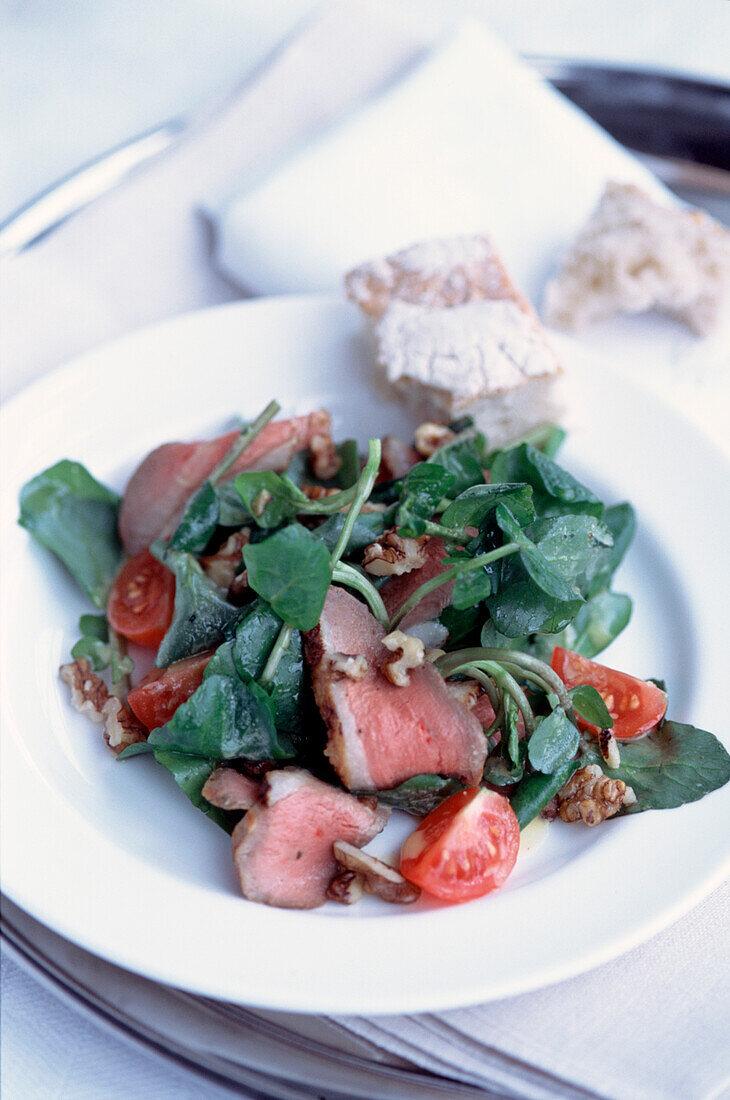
xmin=543 ymin=181 xmax=730 ymax=334
xmin=377 ymin=299 xmax=561 ymax=408
xmin=346 ymin=234 xmax=531 ymax=320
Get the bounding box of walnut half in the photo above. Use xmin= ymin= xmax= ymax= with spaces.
xmin=557 ymin=764 xmax=635 ymax=825
xmin=381 ymin=630 xmax=425 ymax=687
xmin=333 ymin=840 xmax=420 ymax=903
xmin=59 ymin=659 xmax=147 ymax=755
xmin=363 ymin=531 xmax=429 ymax=577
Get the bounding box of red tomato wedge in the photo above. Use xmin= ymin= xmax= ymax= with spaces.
xmin=399 ymin=787 xmax=519 ymax=903
xmin=551 ymin=646 xmax=667 ymax=741
xmin=107 ymin=549 xmax=175 ymax=649
xmin=127 ymin=651 xmax=213 ymax=730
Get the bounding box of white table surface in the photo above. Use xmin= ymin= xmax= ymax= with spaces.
xmin=1 ymin=2 xmax=728 ymax=1098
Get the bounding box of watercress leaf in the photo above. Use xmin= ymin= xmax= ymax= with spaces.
xmin=585 ymin=503 xmax=636 ymax=597
xmin=451 ymin=566 xmax=492 ymax=611
xmin=527 ymin=707 xmax=580 ymax=773
xmin=153 ymin=545 xmax=242 ymax=666
xmin=117 ymin=741 xmax=156 ymax=759
xmin=482 ymin=757 xmax=523 ymax=786
xmin=490 ymin=443 xmax=603 ymax=518
xmin=397 ymin=463 xmax=456 ymax=535
xmin=371 ymin=775 xmax=464 ymax=816
xmin=202 ymin=638 xmax=239 ymax=679
xmin=531 ymin=591 xmax=633 ymax=661
xmin=234 ymin=470 xmax=307 ymax=528
xmin=509 ymin=757 xmax=583 ymax=828
xmin=233 ymin=600 xmax=303 ymax=733
xmin=152 ymin=750 xmax=232 ymax=831
xmin=78 ymin=614 xmax=109 ymax=641
xmin=215 ymin=481 xmax=251 ymax=527
xmin=70 ymin=636 xmax=112 ymax=671
xmin=496 ymin=504 xmax=582 ymax=603
xmin=313 ymin=510 xmax=389 ymax=555
xmin=487 ymin=575 xmax=583 ymax=637
xmin=18 ymin=459 xmax=123 ymax=607
xmin=148 ymin=673 xmax=294 ymax=760
xmin=582 ymin=721 xmax=730 ymax=813
xmin=441 ymin=483 xmax=535 ymax=532
xmin=427 ymin=438 xmax=484 ymax=494
xmin=570 ymin=685 xmax=613 ymax=728
xmin=439 ymin=604 xmax=482 ymax=646
xmin=243 ymin=523 xmax=331 ymax=631
xmin=168 ymin=480 xmax=219 ymax=553
xmin=526 ymin=514 xmax=614 ymax=595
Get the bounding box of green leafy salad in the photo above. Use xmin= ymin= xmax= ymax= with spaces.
xmin=19 ymin=401 xmax=730 ymax=908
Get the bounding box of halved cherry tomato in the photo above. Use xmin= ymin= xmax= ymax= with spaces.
xmin=107 ymin=549 xmax=175 ymax=649
xmin=127 ymin=651 xmax=213 ymax=730
xmin=399 ymin=787 xmax=519 ymax=903
xmin=551 ymin=646 xmax=667 ymax=741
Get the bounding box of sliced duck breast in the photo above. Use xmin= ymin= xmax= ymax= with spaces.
xmin=231 ymin=768 xmax=389 ymax=909
xmin=119 ymin=410 xmax=331 ymax=554
xmin=380 ymin=537 xmax=453 ymax=631
xmin=305 ymin=588 xmax=486 ymax=790
xmin=202 ymin=768 xmax=261 ymax=811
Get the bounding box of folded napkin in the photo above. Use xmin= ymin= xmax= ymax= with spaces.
xmin=2 ymin=4 xmax=729 ymax=1099
xmin=207 ymin=18 xmax=669 ymax=303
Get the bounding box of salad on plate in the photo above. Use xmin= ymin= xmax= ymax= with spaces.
xmin=18 ymin=398 xmax=730 ymax=910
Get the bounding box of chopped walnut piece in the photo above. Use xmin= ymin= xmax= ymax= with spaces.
xmin=446 ymin=679 xmax=481 ymax=710
xmin=540 ymin=796 xmax=560 ymax=822
xmin=326 ymin=867 xmax=365 ymax=905
xmin=363 ymin=531 xmax=429 ymax=577
xmin=414 ymin=421 xmax=455 ymax=458
xmin=598 ymin=728 xmax=621 ymax=770
xmin=326 ymin=653 xmax=369 ymax=681
xmin=200 ymin=528 xmax=250 ymax=590
xmin=557 ymin=764 xmax=635 ymax=826
xmin=310 ymin=432 xmax=342 ymax=480
xmin=59 ymin=660 xmax=146 ymax=756
xmin=381 ymin=630 xmax=425 ymax=687
xmin=301 ymin=485 xmax=341 ymax=501
xmin=251 ymin=489 xmax=272 ymax=518
xmin=333 ymin=840 xmax=420 ymax=903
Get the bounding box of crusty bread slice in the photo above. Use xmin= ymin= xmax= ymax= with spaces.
xmin=345 ymin=234 xmax=532 ymax=320
xmin=543 ymin=181 xmax=730 ymax=335
xmin=376 ymin=299 xmax=563 ymax=450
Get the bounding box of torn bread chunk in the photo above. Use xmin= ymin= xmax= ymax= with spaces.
xmin=543 ymin=181 xmax=730 ymax=335
xmin=345 ymin=234 xmax=532 ymax=320
xmin=376 ymin=299 xmax=563 ymax=450
xmin=231 ymin=768 xmax=389 ymax=909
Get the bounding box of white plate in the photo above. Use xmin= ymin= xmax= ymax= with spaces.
xmin=2 ymin=295 xmax=729 ymax=1014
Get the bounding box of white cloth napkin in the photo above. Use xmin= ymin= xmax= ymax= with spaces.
xmin=2 ymin=3 xmax=729 ymax=1099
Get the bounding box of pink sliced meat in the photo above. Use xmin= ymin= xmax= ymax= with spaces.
xmin=202 ymin=768 xmax=261 ymax=811
xmin=119 ymin=410 xmax=331 ymax=554
xmin=305 ymin=588 xmax=487 ymax=790
xmin=231 ymin=768 xmax=389 ymax=909
xmin=380 ymin=537 xmax=453 ymax=631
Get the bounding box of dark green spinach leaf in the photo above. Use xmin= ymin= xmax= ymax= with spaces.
xmin=233 ymin=600 xmax=303 ymax=732
xmin=490 ymin=443 xmax=602 ymax=518
xmin=147 ymin=673 xmax=294 ymax=760
xmin=243 ymin=523 xmax=331 ymax=631
xmin=441 ymin=483 xmax=535 ymax=532
xmin=570 ymin=685 xmax=613 ymax=728
xmin=234 ymin=470 xmax=308 ymax=528
xmin=168 ymin=480 xmax=219 ymax=553
xmin=152 ymin=750 xmax=232 ymax=830
xmin=583 ymin=721 xmax=730 ymax=812
xmin=19 ymin=460 xmax=122 ymax=607
xmin=584 ymin=503 xmax=636 ymax=597
xmin=527 ymin=707 xmax=580 ymax=773
xmin=397 ymin=463 xmax=456 ymax=536
xmin=153 ymin=544 xmax=242 ymax=666
xmin=372 ymin=775 xmax=464 ymax=816
xmin=509 ymin=757 xmax=583 ymax=828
